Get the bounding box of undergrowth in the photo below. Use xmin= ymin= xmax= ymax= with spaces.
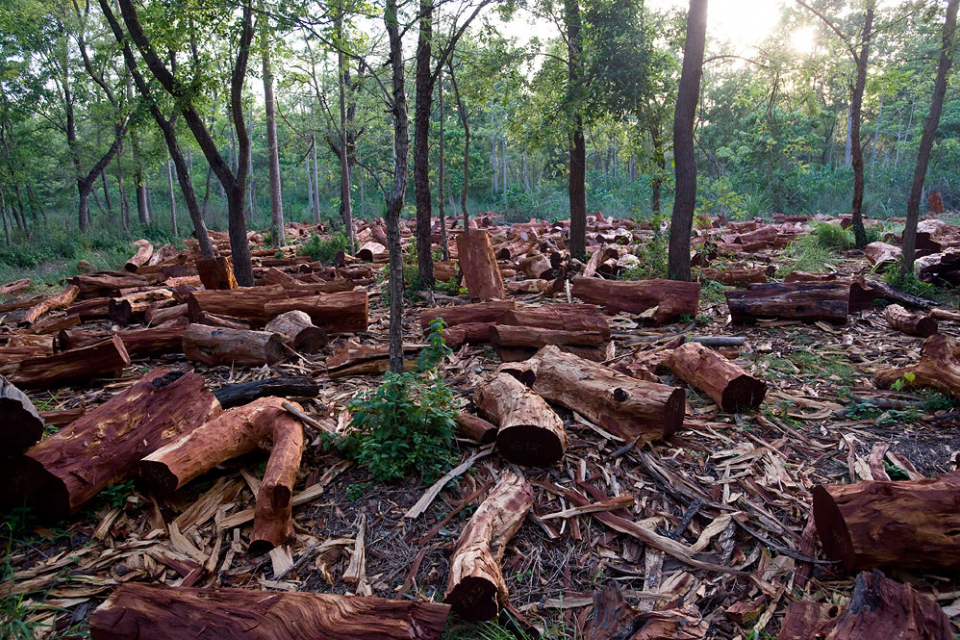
xmin=297 ymin=232 xmax=349 ymax=265
xmin=619 ymin=211 xmax=667 ymax=280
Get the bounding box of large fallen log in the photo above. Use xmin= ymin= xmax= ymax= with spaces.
xmin=457 ymin=229 xmax=505 ymax=301
xmin=812 ymin=469 xmax=960 ymax=571
xmin=883 ymin=304 xmax=938 ymax=337
xmin=68 ymin=272 xmax=151 ymax=298
xmin=663 ymin=342 xmax=766 ymax=412
xmin=497 ymin=303 xmax=610 ymax=338
xmin=474 ymin=373 xmax=566 ymax=466
xmin=700 ymin=265 xmax=771 ymax=286
xmin=0 ymin=369 xmax=220 ymax=519
xmin=571 ymin=277 xmax=701 ymax=325
xmin=264 ymin=310 xmax=328 ymax=354
xmin=501 ymin=346 xmax=684 ymax=443
xmin=21 ymin=285 xmax=79 ymax=325
xmin=0 ymin=376 xmax=44 ymax=456
xmin=419 ymin=300 xmax=516 ymax=330
xmin=9 ymin=335 xmax=131 ymax=388
xmin=124 ymin=240 xmax=154 ymax=272
xmin=187 ymin=285 xmax=285 ymax=325
xmin=875 ymin=334 xmax=960 ymax=397
xmin=183 ymin=324 xmax=286 ymax=367
xmin=142 ymin=397 xmax=304 ymax=554
xmin=489 ymin=325 xmax=606 ymax=350
xmin=725 ymin=283 xmax=849 ymax=324
xmin=89 ymin=583 xmax=451 ymax=640
xmin=444 ymin=470 xmax=533 ymax=621
xmin=263 ymin=291 xmax=369 ymax=333
xmin=443 ymin=322 xmax=497 ymax=349
xmin=108 ymin=289 xmax=175 ymax=326
xmin=23 ymin=312 xmax=81 ymax=335
xmin=212 ymin=376 xmax=321 ymax=409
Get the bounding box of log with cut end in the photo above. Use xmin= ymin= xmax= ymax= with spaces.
xmin=108 ymin=289 xmax=175 ymax=326
xmin=145 ymin=303 xmax=187 ymax=326
xmin=0 ymin=376 xmax=44 ymax=456
xmin=444 ymin=470 xmax=533 ymax=621
xmin=457 ymin=229 xmax=505 ymax=301
xmin=0 ymin=369 xmax=220 ymax=519
xmin=264 ymin=310 xmax=328 ymax=354
xmin=474 ymin=373 xmax=566 ymax=466
xmin=68 ymin=272 xmax=151 ymax=298
xmin=143 ymin=397 xmax=303 ymax=553
xmin=489 ymin=325 xmax=606 ymax=351
xmin=812 ymin=469 xmax=960 ymax=572
xmin=443 ymin=322 xmax=497 ymax=349
xmin=0 ymin=278 xmax=31 ymax=299
xmin=875 ymin=335 xmax=960 ymax=397
xmin=725 ymin=282 xmax=849 ymax=324
xmin=502 ymin=346 xmax=684 ymax=443
xmin=124 ymin=240 xmax=154 ymax=272
xmin=571 ymin=277 xmax=700 ymax=325
xmin=419 ymin=300 xmax=516 ymax=330
xmin=89 ymin=583 xmax=451 ymax=640
xmin=518 ymin=253 xmax=552 ymax=279
xmin=9 ymin=335 xmax=131 ymax=388
xmin=212 ymin=376 xmax=321 ymax=409
xmin=356 ymin=241 xmax=386 ymax=262
xmin=183 ymin=324 xmax=285 ymax=367
xmin=187 ymin=285 xmax=285 ymax=325
xmin=456 ymin=413 xmax=498 ymax=444
xmin=263 ymin=291 xmax=369 ymax=334
xmin=663 ymin=342 xmax=766 ymax=412
xmin=24 ymin=312 xmax=80 ymax=335
xmin=497 ymin=303 xmax=610 ymax=338
xmin=195 ymin=256 xmax=238 ymax=290
xmin=883 ymin=304 xmax=937 ymax=337
xmin=21 ymin=285 xmax=79 ymax=325
xmin=116 ymin=326 xmax=187 ymax=358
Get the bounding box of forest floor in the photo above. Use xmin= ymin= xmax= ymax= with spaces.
xmin=3 ymin=217 xmax=960 ymax=640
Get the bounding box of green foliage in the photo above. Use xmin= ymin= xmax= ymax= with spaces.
xmin=810 ymin=222 xmax=855 ymax=250
xmin=883 ymin=270 xmax=938 ymax=301
xmin=97 ymin=480 xmax=136 ymax=509
xmin=298 ymin=232 xmax=349 ymax=265
xmin=619 ymin=210 xmax=667 ymax=280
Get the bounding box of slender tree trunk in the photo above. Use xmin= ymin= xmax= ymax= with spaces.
xmin=247 ymin=105 xmax=255 ymax=221
xmin=336 ymin=11 xmax=355 ymax=252
xmin=849 ymin=2 xmax=875 ymax=249
xmin=146 ymin=173 xmax=155 ymax=222
xmin=449 ymin=61 xmax=470 ymax=227
xmin=844 ymin=101 xmax=853 ymax=167
xmin=101 ymin=171 xmax=113 ymax=213
xmin=117 ymin=153 xmax=129 ymax=231
xmin=491 ymin=109 xmax=498 ymax=195
xmin=133 ymin=138 xmax=148 ymax=225
xmin=359 ymin=146 xmax=365 ymax=218
xmin=438 ymin=72 xmax=448 ymax=259
xmin=312 ymin=132 xmax=322 ymax=221
xmin=502 ymin=136 xmax=507 ymax=198
xmin=413 ymin=0 xmax=436 ymax=287
xmin=902 ymin=0 xmax=958 ymax=272
xmin=306 ymin=154 xmax=315 ymax=220
xmin=872 ymin=97 xmax=883 ymax=170
xmin=78 ymin=184 xmax=93 ymax=236
xmin=262 ymin=26 xmax=285 ymax=247
xmin=0 ymin=187 xmax=10 ymax=245
xmin=167 ymin=158 xmax=178 ymax=236
xmin=26 ymin=186 xmax=46 ymax=226
xmin=667 ymin=0 xmax=708 ymax=281
xmin=565 ymin=0 xmax=587 ymax=258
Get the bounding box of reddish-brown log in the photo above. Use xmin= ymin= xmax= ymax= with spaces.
xmin=23 ymin=313 xmax=80 ymax=335
xmin=584 ymin=584 xmax=708 ymax=640
xmin=196 ymin=256 xmax=238 ymax=290
xmin=725 ymin=283 xmax=849 ymax=324
xmin=456 ymin=413 xmax=498 ymax=444
xmin=419 ymin=300 xmax=516 ymax=330
xmin=196 ymin=311 xmax=251 ymax=330
xmin=356 ymin=241 xmax=387 ymax=262
xmin=700 ymin=266 xmax=772 ymax=285
xmin=65 ymin=297 xmax=112 ymax=321
xmin=497 ymin=303 xmax=610 ymax=338
xmin=434 ymin=260 xmax=458 ymax=282
xmin=263 ymin=291 xmax=369 ymax=334
xmin=444 ymin=470 xmax=533 ymax=621
xmin=264 ymin=310 xmax=328 ymax=354
xmin=124 ymin=240 xmax=154 ymax=272
xmin=571 ymin=278 xmax=701 ymax=325
xmin=142 ymin=397 xmax=303 ymax=554
xmin=0 ymin=279 xmax=31 ymax=299
xmin=9 ymin=335 xmax=131 ymax=388
xmin=504 ymin=279 xmax=558 ymax=296
xmin=183 ymin=324 xmax=285 ymax=366
xmin=108 ymin=289 xmax=174 ymax=326
xmin=474 ymin=373 xmax=567 ymax=466
xmin=0 ymin=369 xmax=220 ymax=519
xmin=0 ymin=375 xmax=44 ymax=456
xmin=89 ymin=583 xmax=451 ymax=640
xmin=664 ymin=342 xmax=766 ymax=412
xmin=776 ymin=601 xmax=841 ymax=640
xmin=21 ymin=285 xmax=79 ymax=326
xmin=875 ymin=335 xmax=960 ymax=396
xmin=145 ymin=303 xmax=187 ymax=326
xmin=457 ymin=230 xmax=505 ymax=301
xmin=783 ymin=271 xmax=839 ymax=283
xmin=117 ymin=326 xmax=187 ymax=358
xmin=39 ymin=407 xmax=86 ymax=428
xmin=865 ymin=242 xmax=902 ymax=270
xmin=883 ymin=304 xmax=938 ymax=337
xmin=489 ymin=325 xmax=606 ymax=351
xmin=0 ymin=294 xmax=43 ymax=313
xmin=68 ymin=272 xmax=151 ymax=298
xmin=187 ymin=285 xmax=285 ymax=325
xmin=518 ymin=253 xmax=552 ymax=279
xmin=443 ymin=322 xmax=496 ymax=349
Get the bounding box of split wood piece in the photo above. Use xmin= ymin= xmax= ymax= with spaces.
xmin=260 ymin=268 xmax=356 ymax=294
xmin=21 ymin=285 xmax=79 ymax=326
xmin=444 ymin=322 xmax=496 ymax=349
xmin=875 ymin=335 xmax=960 ymax=397
xmin=865 ymin=242 xmax=902 ymax=270
xmin=584 ymin=584 xmax=708 ymax=640
xmin=109 ymin=289 xmax=175 ymax=326
xmin=571 ymin=278 xmax=701 ymax=325
xmin=7 ymin=334 xmax=54 ymax=354
xmin=142 ymin=397 xmax=304 ymax=554
xmin=326 ymin=341 xmax=423 ymax=374
xmin=0 ymin=369 xmax=220 ymax=519
xmin=494 ymin=344 xmax=606 ymax=364
xmin=474 ymin=373 xmax=567 ymax=466
xmin=263 ymin=291 xmax=369 ymax=334
xmin=124 ymin=240 xmax=154 ymax=272
xmin=664 ymin=342 xmax=766 ymax=412
xmin=0 ymin=278 xmax=31 ymax=299
xmin=502 ymin=346 xmax=684 ymax=443
xmin=183 ymin=324 xmax=285 ymax=367
xmin=213 ymin=377 xmax=321 ymax=409
xmin=23 ymin=313 xmax=80 ymax=335
xmin=857 ymin=277 xmax=935 ymax=309
xmin=498 ymin=303 xmax=611 ymax=339
xmin=197 ymin=311 xmax=251 ymax=330
xmin=444 ymin=470 xmax=533 ymax=621
xmin=145 ymin=303 xmax=187 ymax=326
xmin=68 ymin=272 xmax=151 ymax=298
xmin=812 ymin=469 xmax=960 ymax=571
xmin=882 ymin=304 xmax=938 ymax=337
xmin=930 ymin=308 xmax=960 ymax=322
xmin=419 ymin=300 xmax=516 ymax=331
xmin=88 ymin=583 xmax=451 ymax=640
xmin=725 ymin=283 xmax=849 ymax=324
xmin=0 ymin=294 xmax=42 ymax=313
xmin=0 ymin=376 xmax=44 ymax=456
xmin=187 ymin=285 xmax=286 ymax=325
xmin=518 ymin=253 xmax=552 ymax=279
xmin=457 ymin=229 xmax=506 ymax=301
xmin=264 ymin=310 xmax=328 ymax=354
xmin=9 ymin=335 xmax=131 ymax=388
xmin=195 ymin=256 xmax=238 ymax=290
xmin=489 ymin=325 xmax=606 ymax=352
xmin=456 ymin=413 xmax=498 ymax=444
xmin=700 ymin=265 xmax=772 ymax=286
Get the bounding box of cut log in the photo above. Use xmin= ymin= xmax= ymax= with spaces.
xmin=196 ymin=256 xmax=238 ymax=290
xmin=65 ymin=297 xmax=112 ymax=321
xmin=812 ymin=469 xmax=960 ymax=571
xmin=124 ymin=240 xmax=154 ymax=272
xmin=263 ymin=291 xmax=369 ymax=334
xmin=444 ymin=470 xmax=533 ymax=621
xmin=21 ymin=285 xmax=79 ymax=325
xmin=875 ymin=335 xmax=960 ymax=397
xmin=571 ymin=278 xmax=701 ymax=325
xmin=9 ymin=335 xmax=131 ymax=388
xmin=700 ymin=265 xmax=772 ymax=285
xmin=39 ymin=407 xmax=86 ymax=428
xmin=264 ymin=310 xmax=328 ymax=354
xmin=497 ymin=303 xmax=610 ymax=338
xmin=419 ymin=300 xmax=516 ymax=330
xmin=356 ymin=241 xmax=386 ymax=262
xmin=663 ymin=342 xmax=766 ymax=412
xmin=197 ymin=311 xmax=251 ymax=330
xmin=457 ymin=230 xmax=505 ymax=301
xmin=456 ymin=413 xmax=498 ymax=444
xmin=145 ymin=303 xmax=187 ymax=326
xmin=883 ymin=304 xmax=938 ymax=337
xmin=23 ymin=312 xmax=80 ymax=335
xmin=865 ymin=242 xmax=901 ymax=270
xmin=783 ymin=271 xmax=839 ymax=283
xmin=474 ymin=373 xmax=567 ymax=466
xmin=89 ymin=583 xmax=450 ymax=640
xmin=116 ymin=326 xmax=187 ymax=358
xmin=0 ymin=375 xmax=44 ymax=456
xmin=443 ymin=322 xmax=497 ymax=349
xmin=109 ymin=289 xmax=175 ymax=326
xmin=725 ymin=283 xmax=849 ymax=324
xmin=68 ymin=272 xmax=150 ymax=298
xmin=489 ymin=325 xmax=606 ymax=351
xmin=501 ymin=345 xmax=684 ymax=443
xmin=518 ymin=253 xmax=552 ymax=279
xmin=142 ymin=397 xmax=303 ymax=554
xmin=0 ymin=278 xmax=31 ymax=298
xmin=212 ymin=376 xmax=321 ymax=409
xmin=183 ymin=324 xmax=285 ymax=366
xmin=0 ymin=369 xmax=220 ymax=519
xmin=187 ymin=285 xmax=285 ymax=325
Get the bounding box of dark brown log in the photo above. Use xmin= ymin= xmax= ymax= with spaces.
xmin=212 ymin=376 xmax=321 ymax=409
xmin=456 ymin=413 xmax=498 ymax=444
xmin=264 ymin=310 xmax=328 ymax=354
xmin=23 ymin=313 xmax=80 ymax=335
xmin=263 ymin=291 xmax=369 ymax=334
xmin=783 ymin=271 xmax=839 ymax=283
xmin=0 ymin=375 xmax=44 ymax=456
xmin=142 ymin=397 xmax=303 ymax=554
xmin=725 ymin=283 xmax=849 ymax=324
xmin=584 ymin=584 xmax=708 ymax=640
xmin=183 ymin=324 xmax=285 ymax=366
xmin=89 ymin=583 xmax=451 ymax=640
xmin=812 ymin=469 xmax=960 ymax=571
xmin=457 ymin=229 xmax=505 ymax=301
xmin=145 ymin=303 xmax=187 ymax=326
xmin=0 ymin=294 xmax=43 ymax=313
xmin=664 ymin=342 xmax=766 ymax=412
xmin=571 ymin=277 xmax=701 ymax=325
xmin=68 ymin=272 xmax=151 ymax=298
xmin=502 ymin=345 xmax=684 ymax=443
xmin=443 ymin=322 xmax=496 ymax=349
xmin=55 ymin=329 xmax=106 ymax=351
xmin=21 ymin=285 xmax=79 ymax=325
xmin=0 ymin=369 xmax=220 ymax=519
xmin=419 ymin=300 xmax=516 ymax=330
xmin=0 ymin=278 xmax=31 ymax=298
xmin=474 ymin=373 xmax=567 ymax=466
xmin=444 ymin=470 xmax=533 ymax=621
xmin=10 ymin=335 xmax=131 ymax=388
xmin=124 ymin=239 xmax=154 ymax=272
xmin=883 ymin=304 xmax=938 ymax=337
xmin=875 ymin=334 xmax=960 ymax=396
xmin=498 ymin=303 xmax=610 ymax=338
xmin=65 ymin=297 xmax=112 ymax=321
xmin=196 ymin=256 xmax=238 ymax=290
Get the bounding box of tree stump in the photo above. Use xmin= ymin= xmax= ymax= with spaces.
xmin=664 ymin=342 xmax=766 ymax=412
xmin=457 ymin=229 xmax=505 ymax=301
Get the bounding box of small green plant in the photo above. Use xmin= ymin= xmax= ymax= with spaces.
xmin=621 ymin=210 xmax=667 ymax=280
xmin=98 ymin=480 xmax=136 ymax=509
xmin=891 ymin=372 xmax=916 ymax=392
xmin=346 ymin=482 xmax=372 ymax=502
xmin=810 ymin=222 xmax=855 ymax=250
xmin=883 ymin=270 xmax=938 ymax=301
xmin=298 ymin=232 xmax=349 ymax=265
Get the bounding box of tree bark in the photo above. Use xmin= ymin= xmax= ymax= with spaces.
xmin=448 ymin=60 xmax=470 ymax=226
xmin=413 ymin=0 xmax=436 ymax=287
xmin=664 ymin=341 xmax=766 ymax=411
xmin=725 ymin=282 xmax=849 ymax=324
xmin=437 ymin=72 xmax=448 ymax=259
xmin=21 ymin=285 xmax=79 ymax=326
xmin=264 ymin=310 xmax=328 ymax=353
xmin=848 ymin=2 xmax=875 ymax=249
xmin=261 ymin=20 xmax=285 ymax=247
xmin=419 ymin=300 xmax=516 ymax=330
xmin=883 ymin=304 xmax=938 ymax=337
xmin=334 ymin=7 xmax=355 ymax=252
xmin=263 ymin=291 xmax=369 ymax=333
xmin=565 ymin=0 xmax=587 ymax=258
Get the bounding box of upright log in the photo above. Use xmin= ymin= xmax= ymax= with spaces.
xmin=571 ymin=277 xmax=701 ymax=325
xmin=664 ymin=342 xmax=766 ymax=412
xmin=0 ymin=376 xmax=44 ymax=456
xmin=419 ymin=300 xmax=516 ymax=330
xmin=883 ymin=304 xmax=938 ymax=337
xmin=21 ymin=285 xmax=79 ymax=325
xmin=196 ymin=256 xmax=238 ymax=290
xmin=264 ymin=310 xmax=328 ymax=354
xmin=725 ymin=283 xmax=849 ymax=324
xmin=10 ymin=335 xmax=131 ymax=388
xmin=124 ymin=240 xmax=154 ymax=272
xmin=263 ymin=291 xmax=369 ymax=333
xmin=875 ymin=334 xmax=960 ymax=397
xmin=444 ymin=470 xmax=533 ymax=621
xmin=474 ymin=373 xmax=567 ymax=466
xmin=89 ymin=583 xmax=450 ymax=640
xmin=0 ymin=369 xmax=220 ymax=519
xmin=183 ymin=324 xmax=285 ymax=367
xmin=457 ymin=229 xmax=505 ymax=301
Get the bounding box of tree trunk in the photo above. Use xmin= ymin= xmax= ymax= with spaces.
xmin=448 ymin=61 xmax=470 ymax=226
xmin=413 ymin=0 xmax=436 ymax=287
xmin=312 ymin=132 xmax=322 ymax=222
xmin=564 ymin=0 xmax=587 ymax=258
xmin=336 ymin=15 xmax=355 ymax=253
xmin=117 ymin=153 xmax=130 ymax=231
xmin=438 ymin=72 xmax=448 ymax=259
xmin=167 ymin=158 xmax=178 ymax=236
xmin=261 ymin=24 xmax=285 ymax=247
xmin=0 ymin=188 xmax=10 ymax=245
xmin=849 ymin=3 xmax=875 ymax=249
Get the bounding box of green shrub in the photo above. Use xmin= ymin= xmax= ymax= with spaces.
xmin=298 ymin=232 xmax=349 ymax=264
xmin=883 ymin=270 xmax=938 ymax=301
xmin=810 ymin=222 xmax=855 ymax=250
xmin=619 ymin=211 xmax=667 ymax=280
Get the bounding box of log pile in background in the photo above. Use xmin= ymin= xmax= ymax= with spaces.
xmin=124 ymin=240 xmax=154 ymax=273
xmin=664 ymin=342 xmax=766 ymax=412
